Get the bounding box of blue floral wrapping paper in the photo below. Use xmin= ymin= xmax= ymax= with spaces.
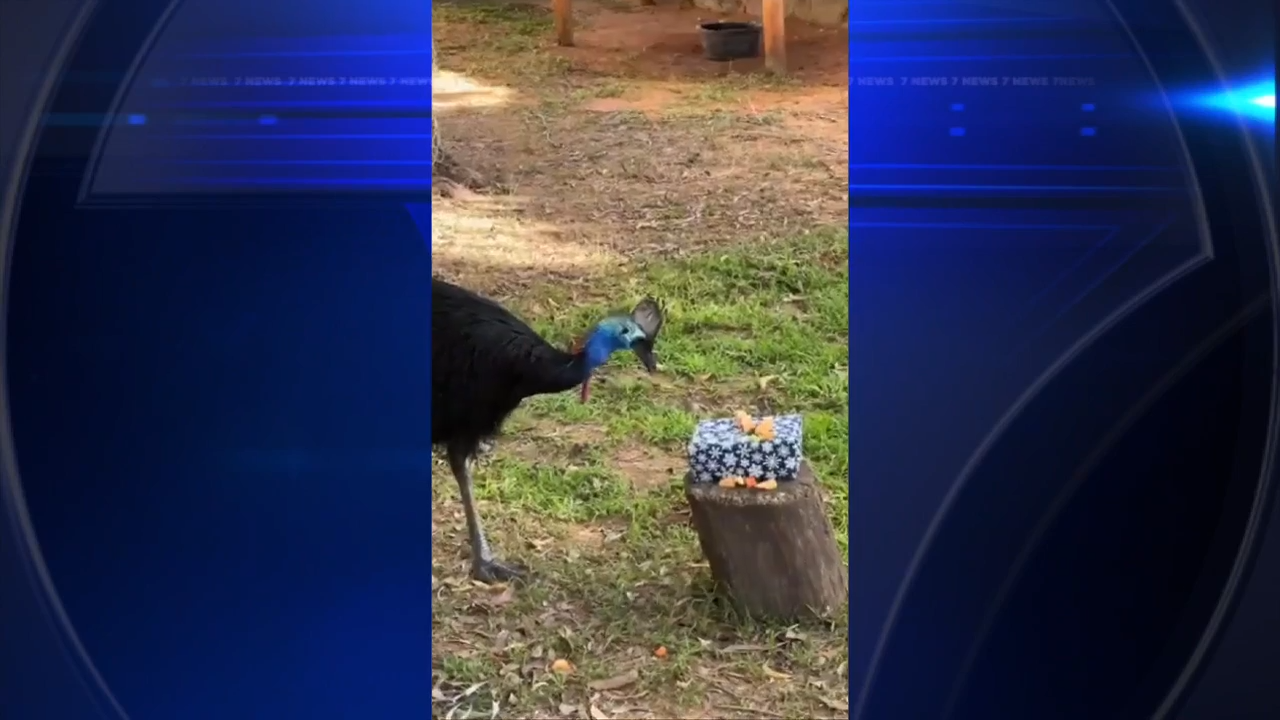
xmin=687 ymin=414 xmax=803 ymax=483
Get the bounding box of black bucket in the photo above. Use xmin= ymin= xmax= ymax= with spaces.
xmin=698 ymin=21 xmax=762 ymax=62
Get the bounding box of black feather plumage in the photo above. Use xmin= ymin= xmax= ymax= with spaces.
xmin=431 ymin=277 xmax=588 ymax=457
xmin=431 ymin=276 xmax=664 ymax=582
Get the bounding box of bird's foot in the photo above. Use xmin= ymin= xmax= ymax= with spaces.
xmin=471 ymin=558 xmax=528 ymax=584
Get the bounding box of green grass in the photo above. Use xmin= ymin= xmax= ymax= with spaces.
xmin=494 ymin=227 xmax=849 ymax=543
xmin=432 ymin=229 xmax=850 ymax=720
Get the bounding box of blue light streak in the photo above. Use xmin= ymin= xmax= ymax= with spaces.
xmin=1187 ymin=78 xmax=1275 ymax=123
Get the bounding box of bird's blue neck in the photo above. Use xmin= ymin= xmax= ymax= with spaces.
xmin=582 ymin=327 xmax=619 ymax=374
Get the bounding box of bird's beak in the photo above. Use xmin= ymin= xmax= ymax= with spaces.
xmin=632 ymin=340 xmax=657 ymax=373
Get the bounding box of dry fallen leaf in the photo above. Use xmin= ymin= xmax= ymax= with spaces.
xmin=762 ymin=663 xmax=792 ymax=681
xmin=587 ymin=669 xmax=640 ymax=691
xmin=821 ymin=697 xmax=850 ymax=712
xmin=550 ymin=658 xmax=574 ymax=675
xmin=485 ymin=585 xmax=516 ymax=606
xmin=720 ymin=644 xmax=767 ymax=654
xmin=589 ymin=704 xmax=610 ymax=720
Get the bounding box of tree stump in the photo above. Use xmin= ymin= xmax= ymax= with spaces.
xmin=685 ymin=461 xmax=846 ymax=621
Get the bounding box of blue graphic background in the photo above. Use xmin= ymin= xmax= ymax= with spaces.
xmin=850 ymin=0 xmax=1274 ymax=716
xmin=80 ymin=0 xmax=430 ymax=197
xmin=3 ymin=1 xmax=433 ymax=719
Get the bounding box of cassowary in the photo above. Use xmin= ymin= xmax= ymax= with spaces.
xmin=432 ymin=278 xmax=664 ymax=582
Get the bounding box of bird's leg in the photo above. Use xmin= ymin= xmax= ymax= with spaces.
xmin=446 ymin=445 xmax=527 ymax=583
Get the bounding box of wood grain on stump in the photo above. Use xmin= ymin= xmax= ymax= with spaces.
xmin=685 ymin=461 xmax=847 ymax=621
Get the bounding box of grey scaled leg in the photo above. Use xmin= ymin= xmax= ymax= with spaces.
xmin=446 ymin=443 xmax=527 ymax=583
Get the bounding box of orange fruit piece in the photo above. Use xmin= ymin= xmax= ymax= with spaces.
xmin=744 ymin=477 xmax=758 ymax=488
xmin=718 ymin=477 xmax=738 ymax=488
xmin=756 ymin=479 xmax=778 ymax=491
xmin=654 ymin=646 xmax=669 ymax=659
xmin=754 ymin=417 xmax=775 ymax=436
xmin=551 ymin=658 xmax=574 ymax=674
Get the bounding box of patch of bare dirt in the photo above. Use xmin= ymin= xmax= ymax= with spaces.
xmin=557 ymin=3 xmax=849 ymax=86
xmin=563 ymin=519 xmax=629 ymax=549
xmin=432 ymin=101 xmax=846 ymax=293
xmin=502 ymin=420 xmax=610 ymax=462
xmin=581 ymin=90 xmax=681 ymax=114
xmin=431 ymin=0 xmax=848 ymax=293
xmin=614 ymin=444 xmax=683 ymax=491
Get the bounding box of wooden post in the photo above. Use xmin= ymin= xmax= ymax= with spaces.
xmin=685 ymin=461 xmax=847 ymax=620
xmin=553 ymin=0 xmax=574 ymax=47
xmin=762 ymin=0 xmax=787 ymax=74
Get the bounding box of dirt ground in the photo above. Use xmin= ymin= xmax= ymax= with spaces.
xmin=432 ymin=0 xmax=848 ymax=295
xmin=552 ymin=3 xmax=849 ymax=84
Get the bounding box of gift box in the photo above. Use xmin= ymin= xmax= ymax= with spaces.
xmin=688 ymin=414 xmax=803 ymax=484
